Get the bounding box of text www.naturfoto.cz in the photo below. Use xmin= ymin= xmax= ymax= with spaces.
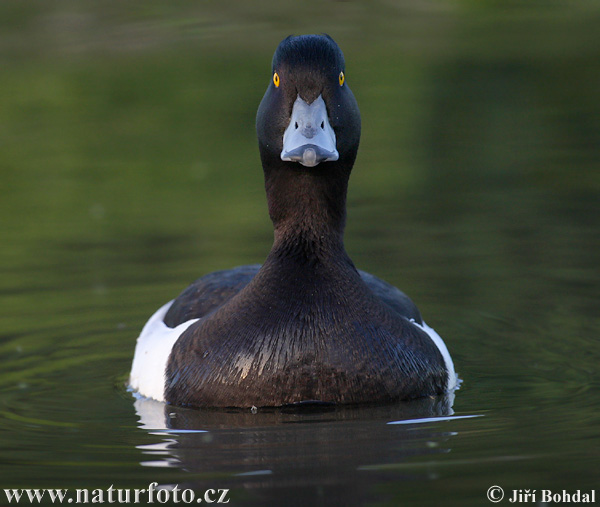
xmin=4 ymin=483 xmax=230 ymax=504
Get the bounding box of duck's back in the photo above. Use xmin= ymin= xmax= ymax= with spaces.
xmin=164 ymin=264 xmax=423 ymax=328
xmin=158 ymin=257 xmax=451 ymax=407
xmin=163 ymin=265 xmax=260 ymax=327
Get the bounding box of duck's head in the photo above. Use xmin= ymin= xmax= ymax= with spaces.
xmin=256 ymin=35 xmax=361 ymax=175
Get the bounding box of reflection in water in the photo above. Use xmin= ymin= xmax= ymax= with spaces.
xmin=132 ymin=393 xmax=475 ymax=504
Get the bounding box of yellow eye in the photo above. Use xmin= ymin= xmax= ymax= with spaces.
xmin=273 ymin=72 xmax=280 ymax=88
xmin=339 ymin=71 xmax=345 ymax=86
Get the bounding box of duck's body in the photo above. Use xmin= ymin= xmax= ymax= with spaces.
xmin=129 ymin=35 xmax=456 ymax=408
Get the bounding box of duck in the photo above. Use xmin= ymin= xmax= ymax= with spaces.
xmin=129 ymin=34 xmax=457 ymax=408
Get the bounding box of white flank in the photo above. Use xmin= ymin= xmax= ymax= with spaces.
xmin=129 ymin=301 xmax=199 ymax=402
xmin=410 ymin=320 xmax=458 ymax=391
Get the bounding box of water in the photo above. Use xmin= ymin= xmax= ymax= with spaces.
xmin=1 ymin=2 xmax=599 ymax=506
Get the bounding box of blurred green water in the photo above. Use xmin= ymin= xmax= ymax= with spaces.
xmin=0 ymin=2 xmax=598 ymax=506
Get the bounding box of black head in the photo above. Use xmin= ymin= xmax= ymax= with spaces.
xmin=256 ymin=35 xmax=361 ymax=175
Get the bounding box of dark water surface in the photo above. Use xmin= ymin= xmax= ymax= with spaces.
xmin=1 ymin=2 xmax=599 ymax=506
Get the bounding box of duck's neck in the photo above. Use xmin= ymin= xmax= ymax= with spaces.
xmin=265 ymin=166 xmax=349 ymax=258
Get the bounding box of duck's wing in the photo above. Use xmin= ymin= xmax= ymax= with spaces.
xmin=163 ymin=264 xmax=261 ymax=327
xmin=358 ymin=270 xmax=423 ymax=324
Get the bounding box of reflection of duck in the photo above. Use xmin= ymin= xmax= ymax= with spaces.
xmin=132 ymin=394 xmax=466 ymax=503
xmin=129 ymin=34 xmax=457 ymax=408
xmin=134 ymin=394 xmax=454 ymax=468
